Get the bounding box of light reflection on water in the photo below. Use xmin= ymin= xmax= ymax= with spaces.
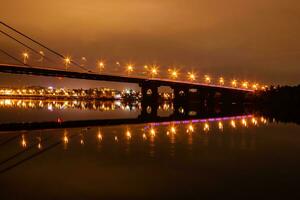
xmin=0 ymin=98 xmax=176 ymax=123
xmin=0 ymin=115 xmax=266 ymax=170
xmin=1 ymin=99 xmax=300 ymax=199
xmin=0 ymin=99 xmax=143 ymax=123
xmin=0 ymin=98 xmax=139 ymax=111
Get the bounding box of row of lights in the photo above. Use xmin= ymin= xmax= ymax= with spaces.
xmin=21 ymin=52 xmax=267 ymax=90
xmin=95 ymin=61 xmax=266 ymax=90
xmin=0 ymin=88 xmax=117 ymax=99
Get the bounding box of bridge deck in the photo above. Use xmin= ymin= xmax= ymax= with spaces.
xmin=0 ymin=64 xmax=253 ymax=93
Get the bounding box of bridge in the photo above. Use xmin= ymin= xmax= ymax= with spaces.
xmin=0 ymin=21 xmax=257 ymax=108
xmin=0 ymin=64 xmax=254 ymax=106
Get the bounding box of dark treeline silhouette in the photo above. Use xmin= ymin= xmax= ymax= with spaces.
xmin=252 ymin=85 xmax=300 ymax=125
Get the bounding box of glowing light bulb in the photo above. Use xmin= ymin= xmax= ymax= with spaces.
xmin=204 ymin=75 xmax=211 ymax=84
xmin=39 ymin=51 xmax=45 ymax=63
xmin=242 ymin=82 xmax=248 ymax=89
xmin=219 ymin=77 xmax=224 ymax=85
xmin=168 ymin=68 xmax=179 ymax=79
xmin=188 ymin=72 xmax=196 ymax=81
xmin=252 ymin=84 xmax=258 ymax=90
xmin=97 ymin=60 xmax=105 ymax=72
xmin=126 ymin=64 xmax=134 ymax=75
xmin=231 ymin=80 xmax=237 ymax=87
xmin=22 ymin=52 xmax=29 ymax=64
xmin=150 ymin=66 xmax=159 ymax=78
xmin=64 ymin=57 xmax=71 ymax=70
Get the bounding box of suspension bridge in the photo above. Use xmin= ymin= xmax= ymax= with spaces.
xmin=0 ymin=21 xmax=260 ymax=107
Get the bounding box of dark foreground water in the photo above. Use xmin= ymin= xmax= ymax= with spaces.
xmin=0 ymin=99 xmax=300 ymax=199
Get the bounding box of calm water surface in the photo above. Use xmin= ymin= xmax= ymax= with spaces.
xmin=0 ymin=99 xmax=300 ymax=199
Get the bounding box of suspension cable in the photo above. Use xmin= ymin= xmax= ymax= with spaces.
xmin=0 ymin=48 xmax=28 ymax=66
xmin=0 ymin=21 xmax=88 ymax=72
xmin=0 ymin=29 xmax=55 ymax=64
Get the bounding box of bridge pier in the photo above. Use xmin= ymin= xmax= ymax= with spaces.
xmin=140 ymin=83 xmax=159 ymax=102
xmin=139 ymin=82 xmax=159 ymax=119
xmin=172 ymin=87 xmax=190 ymax=102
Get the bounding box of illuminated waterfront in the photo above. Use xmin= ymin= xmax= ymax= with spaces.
xmin=0 ymin=86 xmax=124 ymax=100
xmin=1 ymin=0 xmax=300 ymax=198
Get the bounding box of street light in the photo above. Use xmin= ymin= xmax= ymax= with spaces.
xmin=150 ymin=65 xmax=159 ymax=78
xmin=231 ymin=79 xmax=237 ymax=87
xmin=81 ymin=56 xmax=87 ymax=66
xmin=97 ymin=60 xmax=105 ymax=73
xmin=39 ymin=51 xmax=44 ymax=63
xmin=64 ymin=57 xmax=71 ymax=71
xmin=126 ymin=64 xmax=134 ymax=75
xmin=22 ymin=52 xmax=29 ymax=64
xmin=187 ymin=72 xmax=196 ymax=81
xmin=261 ymin=85 xmax=268 ymax=90
xmin=219 ymin=77 xmax=224 ymax=85
xmin=242 ymin=81 xmax=248 ymax=89
xmin=204 ymin=75 xmax=211 ymax=84
xmin=252 ymin=83 xmax=258 ymax=90
xmin=168 ymin=68 xmax=179 ymax=79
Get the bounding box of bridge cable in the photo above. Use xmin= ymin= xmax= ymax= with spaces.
xmin=0 ymin=48 xmax=28 ymax=66
xmin=0 ymin=21 xmax=89 ymax=72
xmin=0 ymin=29 xmax=55 ymax=64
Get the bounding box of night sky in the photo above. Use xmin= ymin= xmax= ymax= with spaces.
xmin=0 ymin=0 xmax=300 ymax=89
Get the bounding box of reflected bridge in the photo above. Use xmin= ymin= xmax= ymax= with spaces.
xmin=0 ymin=103 xmax=252 ymax=132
